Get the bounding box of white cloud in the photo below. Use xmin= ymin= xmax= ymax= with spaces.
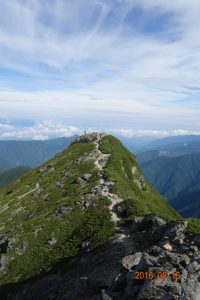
xmin=1 ymin=120 xmax=200 ymax=140
xmin=0 ymin=1 xmax=200 ymax=132
xmin=0 ymin=121 xmax=82 ymax=140
xmin=112 ymin=128 xmax=200 ymax=138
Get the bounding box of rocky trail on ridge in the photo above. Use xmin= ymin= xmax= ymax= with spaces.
xmin=92 ymin=134 xmax=124 ymax=223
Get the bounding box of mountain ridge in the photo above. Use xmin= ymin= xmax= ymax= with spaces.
xmin=0 ymin=133 xmax=199 ymax=299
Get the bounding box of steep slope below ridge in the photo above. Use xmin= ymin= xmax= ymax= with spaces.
xmin=1 ymin=133 xmax=199 ymax=299
xmin=100 ymin=135 xmax=178 ymax=220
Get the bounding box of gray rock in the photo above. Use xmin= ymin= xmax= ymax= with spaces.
xmin=74 ymin=132 xmax=106 ymax=144
xmin=0 ymin=254 xmax=7 ymax=271
xmin=166 ymin=252 xmax=181 ymax=266
xmin=33 ymin=183 xmax=43 ymax=196
xmin=173 ymin=237 xmax=184 ymax=245
xmin=75 ymin=200 xmax=82 ymax=206
xmin=75 ymin=174 xmax=92 ymax=184
xmin=91 ymin=185 xmax=103 ymax=196
xmin=187 ymin=261 xmax=200 ymax=273
xmin=81 ymin=241 xmax=91 ymax=252
xmin=131 ymin=166 xmax=138 ymax=175
xmin=83 ymin=200 xmax=90 ymax=209
xmin=122 ymin=252 xmax=142 ymax=270
xmin=17 ymin=241 xmax=28 ymax=255
xmin=180 ymin=254 xmax=190 ymax=267
xmin=82 ymin=174 xmax=92 ymax=181
xmin=189 ymin=246 xmax=198 ymax=253
xmin=61 ymin=170 xmax=71 ymax=178
xmin=75 ymin=199 xmax=90 ymax=210
xmin=164 ymin=281 xmax=182 ymax=297
xmin=39 ymin=164 xmax=55 ymax=173
xmin=74 ymin=157 xmax=83 ymax=165
xmin=55 ymin=206 xmax=73 ymax=217
xmin=152 ymin=216 xmax=167 ymax=228
xmin=47 ymin=237 xmax=57 ymax=246
xmin=165 ymin=221 xmax=188 ymax=239
xmin=39 ymin=167 xmax=46 ymax=173
xmin=163 ymin=243 xmax=173 ymax=251
xmin=54 ymin=181 xmax=64 ymax=189
xmin=75 ymin=177 xmax=85 ymax=184
xmin=147 ymin=245 xmax=163 ymax=257
xmin=117 ymin=205 xmax=123 ymax=214
xmin=0 ymin=236 xmax=15 ymax=254
xmin=101 ymin=289 xmax=113 ymax=300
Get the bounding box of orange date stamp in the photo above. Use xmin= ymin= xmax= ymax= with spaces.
xmin=134 ymin=271 xmax=181 ymax=281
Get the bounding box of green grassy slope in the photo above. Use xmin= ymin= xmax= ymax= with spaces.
xmin=186 ymin=217 xmax=200 ymax=235
xmin=100 ymin=135 xmax=179 ymax=220
xmin=0 ymin=140 xmax=114 ymax=286
xmin=0 ymin=166 xmax=32 ymax=188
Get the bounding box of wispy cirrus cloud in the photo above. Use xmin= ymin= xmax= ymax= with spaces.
xmin=0 ymin=0 xmax=200 ymax=137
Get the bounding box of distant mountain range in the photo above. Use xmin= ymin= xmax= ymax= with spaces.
xmin=135 ymin=135 xmax=200 ymax=218
xmin=0 ymin=136 xmax=76 ymax=171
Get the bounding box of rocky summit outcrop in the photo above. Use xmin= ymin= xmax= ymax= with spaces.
xmin=6 ymin=216 xmax=200 ymax=300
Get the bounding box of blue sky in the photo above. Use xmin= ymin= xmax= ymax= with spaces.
xmin=0 ymin=0 xmax=200 ymax=139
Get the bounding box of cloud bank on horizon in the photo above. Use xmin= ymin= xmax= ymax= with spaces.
xmin=0 ymin=0 xmax=200 ymax=139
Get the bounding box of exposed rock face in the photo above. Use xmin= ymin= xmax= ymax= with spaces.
xmin=47 ymin=237 xmax=57 ymax=246
xmin=32 ymin=183 xmax=43 ymax=196
xmin=81 ymin=241 xmax=91 ymax=252
xmin=0 ymin=236 xmax=15 ymax=254
xmin=54 ymin=181 xmax=64 ymax=189
xmin=6 ymin=217 xmax=200 ymax=300
xmin=0 ymin=236 xmax=16 ymax=272
xmin=75 ymin=174 xmax=92 ymax=184
xmin=75 ymin=199 xmax=90 ymax=210
xmin=39 ymin=162 xmax=56 ymax=174
xmin=55 ymin=205 xmax=73 ymax=217
xmin=17 ymin=241 xmax=28 ymax=255
xmin=122 ymin=252 xmax=142 ymax=270
xmin=73 ymin=132 xmax=106 ymax=144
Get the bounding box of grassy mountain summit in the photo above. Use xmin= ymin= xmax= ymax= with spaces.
xmin=0 ymin=133 xmax=179 ymax=289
